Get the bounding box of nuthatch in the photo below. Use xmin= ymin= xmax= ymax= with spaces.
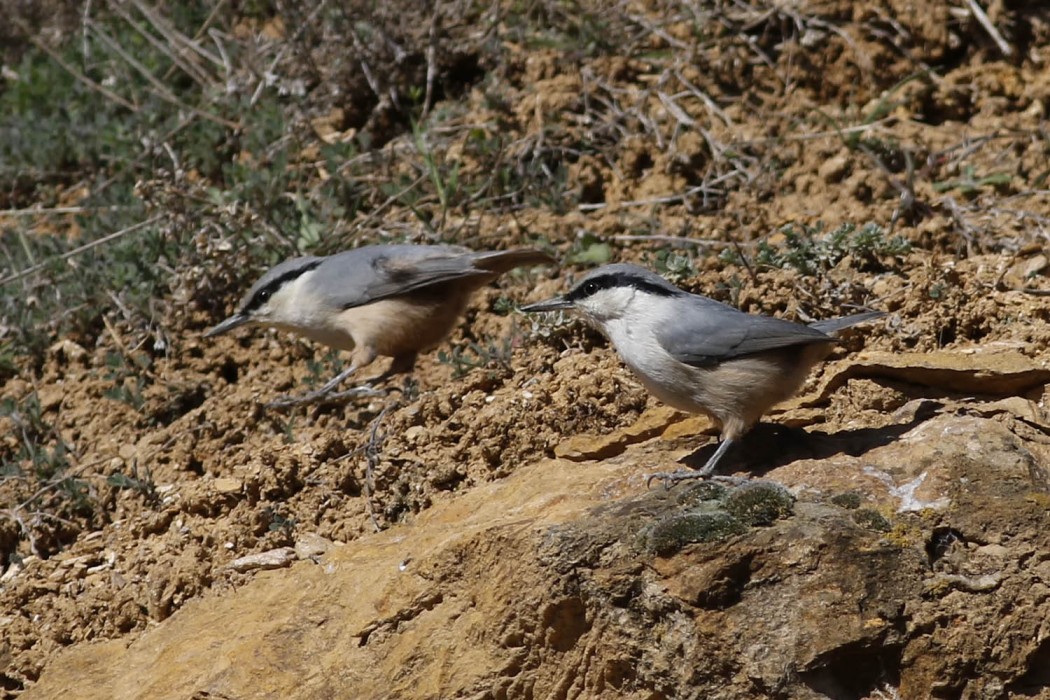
xmin=522 ymin=263 xmax=882 ymax=483
xmin=206 ymin=244 xmax=553 ymax=406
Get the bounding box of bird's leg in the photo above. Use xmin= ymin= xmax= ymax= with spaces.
xmin=317 ymin=365 xmax=361 ymax=395
xmin=266 ymin=364 xmax=382 ymax=409
xmin=346 ymin=352 xmax=415 ymax=396
xmin=645 ymin=437 xmax=737 ymax=489
xmin=266 ymin=348 xmax=389 ymax=409
xmin=374 ymin=352 xmax=418 ymax=388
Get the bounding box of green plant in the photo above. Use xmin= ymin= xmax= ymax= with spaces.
xmin=492 ymin=295 xmax=516 ymax=315
xmin=0 ymin=391 xmax=105 ymax=541
xmin=0 ymin=394 xmax=72 ymax=481
xmin=106 ymin=462 xmax=158 ymax=504
xmin=754 ymin=222 xmax=911 ymax=276
xmin=643 ymin=249 xmax=697 ymax=283
xmin=264 ymin=506 xmax=296 ymax=536
xmin=568 ymin=231 xmax=612 ymax=265
xmin=304 ymin=350 xmax=347 ymax=389
xmin=932 ymin=165 xmax=1012 ymax=195
xmin=101 ymin=350 xmax=152 ymax=410
xmin=414 ymin=120 xmax=462 ymax=229
xmin=711 ymin=273 xmax=747 ymax=308
xmin=436 ymin=333 xmax=516 ymax=379
xmin=816 ymin=72 xmax=925 ymax=152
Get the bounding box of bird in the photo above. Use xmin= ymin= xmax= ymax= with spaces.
xmin=205 ymin=243 xmax=554 ymax=407
xmin=520 ymin=262 xmax=882 ymax=484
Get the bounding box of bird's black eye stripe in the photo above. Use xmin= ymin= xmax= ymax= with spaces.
xmin=566 ymin=272 xmax=678 ymax=301
xmin=243 ymin=260 xmax=322 ymax=312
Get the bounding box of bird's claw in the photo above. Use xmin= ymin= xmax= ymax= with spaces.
xmin=265 ymin=385 xmax=386 ymax=410
xmin=644 ymin=471 xmax=750 ymax=490
xmin=645 ymin=470 xmax=706 ymax=489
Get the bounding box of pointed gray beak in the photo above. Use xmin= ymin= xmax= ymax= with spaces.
xmin=520 ymin=296 xmax=574 ymax=313
xmin=204 ymin=313 xmax=250 ymax=338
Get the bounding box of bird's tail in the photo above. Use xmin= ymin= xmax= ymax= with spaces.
xmin=809 ymin=310 xmax=885 ymax=335
xmin=471 ymin=248 xmax=556 ymax=274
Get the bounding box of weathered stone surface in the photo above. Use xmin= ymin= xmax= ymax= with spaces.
xmin=225 ymin=547 xmax=296 ymax=573
xmin=21 ymin=411 xmax=1050 ymax=700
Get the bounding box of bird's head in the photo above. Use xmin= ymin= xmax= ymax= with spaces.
xmin=204 ymin=256 xmax=323 ymax=338
xmin=520 ymin=263 xmax=682 ymax=326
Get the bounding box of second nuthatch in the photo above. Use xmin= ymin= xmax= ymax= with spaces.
xmin=206 ymin=243 xmax=553 ymax=406
xmin=522 ymin=263 xmax=882 ymax=482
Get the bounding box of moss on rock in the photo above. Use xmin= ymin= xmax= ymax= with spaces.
xmin=646 ymin=512 xmax=747 ymax=556
xmin=724 ymin=482 xmax=795 ymax=526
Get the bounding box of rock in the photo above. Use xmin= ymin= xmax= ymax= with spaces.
xmin=1 ymin=378 xmax=29 ymax=401
xmin=554 ymin=406 xmax=681 ymax=460
xmin=226 ymin=548 xmax=296 ymax=573
xmin=36 ymin=385 xmax=65 ymax=411
xmin=819 ymin=153 xmax=850 ymax=183
xmin=212 ymin=477 xmax=242 ymax=494
xmin=403 ymin=425 xmax=425 ymax=443
xmin=294 ymin=534 xmax=335 ymax=560
xmin=21 ymin=410 xmax=1050 ymax=699
xmin=786 ymin=348 xmax=1050 ymax=410
xmin=0 ymin=559 xmax=24 ymax=584
xmin=46 ymin=339 xmax=88 ymax=364
xmin=1001 ymin=253 xmax=1048 ymax=289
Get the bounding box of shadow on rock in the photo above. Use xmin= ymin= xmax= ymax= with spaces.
xmin=679 ymin=408 xmax=938 ymax=478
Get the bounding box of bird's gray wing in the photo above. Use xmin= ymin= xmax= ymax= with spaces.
xmin=308 ymin=245 xmax=493 ymax=310
xmin=808 ymin=310 xmax=885 ymax=335
xmin=469 ymin=248 xmax=555 ymax=273
xmin=656 ymin=299 xmax=835 ymax=368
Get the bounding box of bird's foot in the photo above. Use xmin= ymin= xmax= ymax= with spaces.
xmin=645 ymin=470 xmax=750 ymax=490
xmin=265 ymin=384 xmax=386 ymax=410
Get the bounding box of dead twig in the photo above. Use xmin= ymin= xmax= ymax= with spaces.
xmin=732 ymin=240 xmax=759 ymax=285
xmin=962 ymin=0 xmax=1013 ymax=57
xmin=129 ymin=0 xmax=225 ymax=68
xmin=657 ymin=90 xmax=696 ymax=127
xmin=940 ymin=195 xmax=978 ymax=257
xmin=250 ymin=0 xmax=329 ymax=106
xmin=0 ymin=205 xmax=129 ymax=216
xmin=362 ymin=405 xmax=395 ymax=534
xmin=673 ymin=67 xmax=733 ymax=127
xmin=86 ymin=19 xmax=238 ymax=129
xmin=578 ymin=173 xmax=736 ymax=212
xmin=420 ymin=8 xmax=440 ymax=120
xmin=625 ymin=12 xmax=690 ymax=50
xmin=106 ymin=1 xmax=217 ymax=87
xmin=611 ymin=234 xmax=745 ymax=247
xmin=0 ymin=215 xmax=164 ymax=287
xmin=19 ymin=27 xmax=138 ymax=112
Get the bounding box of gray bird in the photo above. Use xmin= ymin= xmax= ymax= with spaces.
xmin=521 ymin=263 xmax=882 ymax=483
xmin=206 ymin=243 xmax=554 ymax=407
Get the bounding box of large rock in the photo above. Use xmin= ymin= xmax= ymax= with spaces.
xmin=21 ymin=410 xmax=1050 ymax=699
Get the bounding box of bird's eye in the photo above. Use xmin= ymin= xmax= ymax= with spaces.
xmin=256 ymin=289 xmax=272 ymax=304
xmin=582 ymin=280 xmax=599 ymax=296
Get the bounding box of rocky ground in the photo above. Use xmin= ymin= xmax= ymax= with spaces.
xmin=2 ymin=1 xmax=1050 ymax=698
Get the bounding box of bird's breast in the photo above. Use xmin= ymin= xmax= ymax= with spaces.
xmin=335 ymin=292 xmax=469 ymax=357
xmin=603 ymin=317 xmax=706 ymax=411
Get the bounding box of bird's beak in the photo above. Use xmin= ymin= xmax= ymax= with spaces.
xmin=520 ymin=296 xmax=574 ymax=313
xmin=204 ymin=313 xmax=250 ymax=338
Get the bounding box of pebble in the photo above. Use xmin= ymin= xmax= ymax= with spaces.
xmin=226 ymin=548 xmax=297 ymax=573
xmin=213 ymin=477 xmax=242 ymax=494
xmin=294 ymin=534 xmax=335 ymax=560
